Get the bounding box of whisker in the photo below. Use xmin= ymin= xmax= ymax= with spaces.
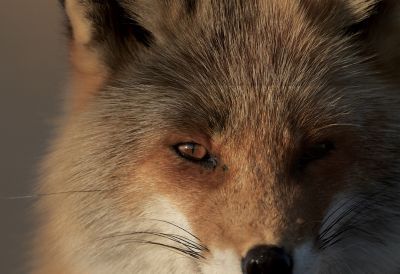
xmin=318 ymin=198 xmax=364 ymax=241
xmin=319 ymin=197 xmax=356 ymax=233
xmin=123 ymin=218 xmax=209 ymax=251
xmin=2 ymin=184 xmax=131 ymax=200
xmin=317 ymin=189 xmax=396 ymax=249
xmin=115 ymin=239 xmax=205 ymax=259
xmin=100 ymin=218 xmax=209 ymax=261
xmin=2 ymin=190 xmax=110 ymax=200
xmin=148 ymin=219 xmax=205 ymax=245
xmin=102 ymin=231 xmax=205 ymax=252
xmin=322 ymin=224 xmax=385 ymax=250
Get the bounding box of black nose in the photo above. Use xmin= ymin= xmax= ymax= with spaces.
xmin=241 ymin=245 xmax=292 ymax=274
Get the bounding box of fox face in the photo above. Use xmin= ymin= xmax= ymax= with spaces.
xmin=33 ymin=1 xmax=400 ymax=273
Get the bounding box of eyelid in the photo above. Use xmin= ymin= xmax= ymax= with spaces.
xmin=298 ymin=141 xmax=335 ymax=169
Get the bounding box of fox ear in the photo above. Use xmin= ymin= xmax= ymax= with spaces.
xmin=345 ymin=0 xmax=400 ymax=82
xmin=61 ymin=0 xmax=197 ymax=110
xmin=306 ymin=0 xmax=399 ymax=81
xmin=60 ymin=0 xmax=158 ymax=110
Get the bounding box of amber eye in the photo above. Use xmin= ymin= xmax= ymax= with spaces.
xmin=299 ymin=141 xmax=335 ymax=168
xmin=174 ymin=142 xmax=209 ymax=161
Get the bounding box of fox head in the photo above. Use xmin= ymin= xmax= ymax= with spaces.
xmin=34 ymin=1 xmax=400 ymax=273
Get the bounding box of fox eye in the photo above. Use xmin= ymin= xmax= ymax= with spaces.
xmin=299 ymin=141 xmax=335 ymax=168
xmin=174 ymin=142 xmax=209 ymax=161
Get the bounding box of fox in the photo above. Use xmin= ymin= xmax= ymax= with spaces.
xmin=32 ymin=0 xmax=400 ymax=273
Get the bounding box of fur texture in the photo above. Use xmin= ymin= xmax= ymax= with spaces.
xmin=33 ymin=0 xmax=400 ymax=273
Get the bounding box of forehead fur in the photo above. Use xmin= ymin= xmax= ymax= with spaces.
xmin=99 ymin=0 xmax=378 ymax=139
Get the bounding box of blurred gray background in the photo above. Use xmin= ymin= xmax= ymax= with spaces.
xmin=0 ymin=1 xmax=66 ymax=273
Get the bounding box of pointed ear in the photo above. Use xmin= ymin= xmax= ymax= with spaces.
xmin=61 ymin=0 xmax=197 ymax=110
xmin=305 ymin=0 xmax=399 ymax=82
xmin=344 ymin=0 xmax=400 ymax=82
xmin=60 ymin=0 xmax=155 ymax=110
xmin=357 ymin=0 xmax=400 ymax=83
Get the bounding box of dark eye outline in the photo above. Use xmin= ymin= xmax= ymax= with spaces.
xmin=173 ymin=142 xmax=218 ymax=169
xmin=298 ymin=141 xmax=335 ymax=169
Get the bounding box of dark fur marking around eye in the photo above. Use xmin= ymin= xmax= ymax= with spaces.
xmin=298 ymin=141 xmax=335 ymax=170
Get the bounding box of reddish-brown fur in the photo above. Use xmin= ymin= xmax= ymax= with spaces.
xmin=33 ymin=1 xmax=400 ymax=273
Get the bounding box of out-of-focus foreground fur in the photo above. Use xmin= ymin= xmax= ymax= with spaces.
xmin=33 ymin=1 xmax=400 ymax=273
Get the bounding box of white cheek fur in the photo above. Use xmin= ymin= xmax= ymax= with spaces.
xmin=64 ymin=196 xmax=202 ymax=274
xmin=200 ymin=249 xmax=242 ymax=274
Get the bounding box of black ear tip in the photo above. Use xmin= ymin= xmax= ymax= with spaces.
xmin=59 ymin=0 xmax=66 ymax=8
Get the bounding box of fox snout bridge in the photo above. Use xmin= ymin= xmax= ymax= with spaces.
xmin=241 ymin=245 xmax=293 ymax=274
